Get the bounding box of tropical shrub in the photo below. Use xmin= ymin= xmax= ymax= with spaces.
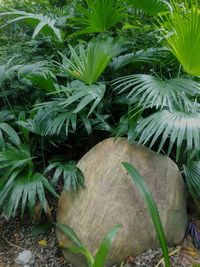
xmin=0 ymin=0 xmax=200 ymax=220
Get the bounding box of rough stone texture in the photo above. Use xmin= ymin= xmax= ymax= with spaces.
xmin=57 ymin=138 xmax=187 ymax=267
xmin=15 ymin=250 xmax=33 ymax=265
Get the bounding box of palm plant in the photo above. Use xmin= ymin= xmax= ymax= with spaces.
xmin=158 ymin=0 xmax=200 ymax=76
xmin=59 ymin=38 xmax=122 ymax=85
xmin=73 ymin=0 xmax=124 ymax=35
xmin=0 ymin=10 xmax=62 ymax=41
xmin=44 ymin=161 xmax=85 ymax=191
xmin=114 ymin=73 xmax=200 ymax=200
xmin=34 ymin=101 xmax=110 ymax=136
xmin=0 ymin=143 xmax=59 ymax=218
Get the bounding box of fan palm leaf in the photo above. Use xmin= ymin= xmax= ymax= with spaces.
xmin=0 ymin=144 xmax=32 ymax=170
xmin=74 ymin=0 xmax=123 ymax=35
xmin=0 ymin=57 xmax=20 ymax=85
xmin=134 ymin=109 xmax=200 ymax=160
xmin=0 ymin=171 xmax=59 ymax=218
xmin=18 ymin=61 xmax=54 ymax=84
xmin=158 ymin=0 xmax=200 ymax=76
xmin=0 ymin=143 xmax=59 ymax=218
xmin=44 ymin=107 xmax=78 ymax=136
xmin=183 ymin=161 xmax=200 ymax=202
xmin=113 ymin=74 xmax=198 ymax=111
xmin=0 ymin=110 xmax=14 ymax=122
xmin=130 ymin=0 xmax=172 ymax=15
xmin=44 ymin=161 xmax=85 ymax=191
xmin=56 ymin=84 xmax=106 ymax=115
xmin=59 ymin=39 xmax=122 ymax=85
xmin=0 ymin=11 xmax=62 ymax=41
xmin=0 ymin=123 xmax=20 ymax=149
xmin=17 ymin=109 xmax=54 ymax=136
xmin=110 ymin=47 xmax=167 ymax=70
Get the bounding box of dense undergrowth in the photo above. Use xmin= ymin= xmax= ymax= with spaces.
xmin=0 ymin=0 xmax=200 ymax=222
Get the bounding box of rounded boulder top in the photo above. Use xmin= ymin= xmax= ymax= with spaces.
xmin=57 ymin=137 xmax=187 ymax=267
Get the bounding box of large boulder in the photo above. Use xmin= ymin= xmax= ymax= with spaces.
xmin=57 ymin=138 xmax=187 ymax=267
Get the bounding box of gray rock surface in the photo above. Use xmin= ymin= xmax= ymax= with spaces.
xmin=57 ymin=138 xmax=187 ymax=267
xmin=15 ymin=250 xmax=33 ymax=266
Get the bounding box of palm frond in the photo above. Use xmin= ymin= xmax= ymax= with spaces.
xmin=0 ymin=143 xmax=59 ymax=218
xmin=0 ymin=123 xmax=20 ymax=149
xmin=134 ymin=109 xmax=200 ymax=160
xmin=59 ymin=38 xmax=122 ymax=85
xmin=158 ymin=0 xmax=200 ymax=76
xmin=110 ymin=47 xmax=167 ymax=70
xmin=131 ymin=0 xmax=172 ymax=15
xmin=0 ymin=171 xmax=59 ymax=218
xmin=18 ymin=60 xmax=56 ymax=92
xmin=113 ymin=75 xmax=199 ymax=111
xmin=183 ymin=161 xmax=200 ymax=202
xmin=0 ymin=110 xmax=15 ymax=122
xmin=56 ymin=84 xmax=106 ymax=116
xmin=25 ymin=73 xmax=57 ymax=92
xmin=44 ymin=161 xmax=85 ymax=191
xmin=0 ymin=10 xmax=62 ymax=41
xmin=0 ymin=144 xmax=32 ymax=170
xmin=18 ymin=61 xmax=54 ymax=84
xmin=35 ymin=99 xmax=111 ymax=136
xmin=17 ymin=110 xmax=53 ymax=136
xmin=0 ymin=57 xmax=20 ymax=85
xmin=112 ymin=107 xmax=142 ymax=140
xmin=74 ymin=0 xmax=123 ymax=35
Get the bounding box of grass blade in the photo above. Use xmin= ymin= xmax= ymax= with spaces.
xmin=122 ymin=162 xmax=170 ymax=267
xmin=93 ymin=224 xmax=121 ymax=267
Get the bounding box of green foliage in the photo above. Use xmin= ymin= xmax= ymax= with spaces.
xmin=56 ymin=84 xmax=105 ymax=115
xmin=183 ymin=162 xmax=200 ymax=203
xmin=1 ymin=0 xmax=200 ymax=223
xmin=122 ymin=162 xmax=170 ymax=267
xmin=59 ymin=38 xmax=122 ymax=85
xmin=158 ymin=0 xmax=200 ymax=76
xmin=0 ymin=143 xmax=59 ymax=218
xmin=74 ymin=0 xmax=124 ymax=35
xmin=130 ymin=0 xmax=171 ymax=15
xmin=0 ymin=122 xmax=21 ymax=148
xmin=133 ymin=109 xmax=200 ymax=161
xmin=0 ymin=10 xmax=62 ymax=41
xmin=0 ymin=57 xmax=20 ymax=84
xmin=44 ymin=161 xmax=85 ymax=191
xmin=111 ymin=47 xmax=166 ymax=70
xmin=114 ymin=75 xmax=198 ymax=111
xmin=56 ymin=223 xmax=121 ymax=267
